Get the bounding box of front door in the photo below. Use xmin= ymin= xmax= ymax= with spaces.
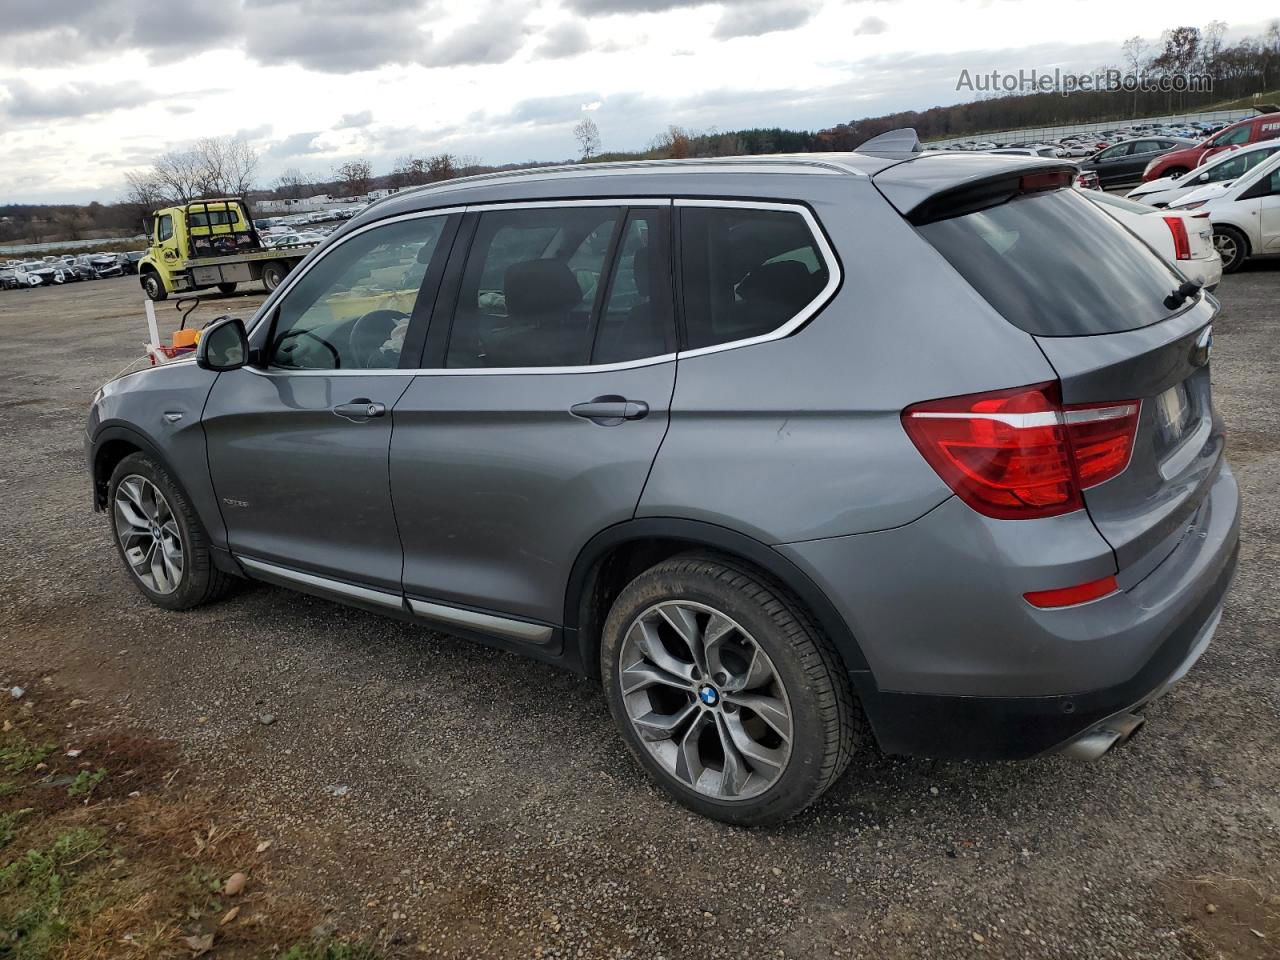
xmin=203 ymin=212 xmax=457 ymax=592
xmin=391 ymin=203 xmax=678 ymax=636
xmin=1256 ymin=166 xmax=1280 ymax=251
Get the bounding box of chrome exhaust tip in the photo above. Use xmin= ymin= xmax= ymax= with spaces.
xmin=1058 ymin=712 xmax=1146 ymax=761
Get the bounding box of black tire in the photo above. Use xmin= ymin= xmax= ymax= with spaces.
xmin=1214 ymin=225 xmax=1250 ymax=274
xmin=600 ymin=552 xmax=861 ymax=826
xmin=217 ymin=282 xmax=238 ymax=296
xmin=1165 ymin=167 xmax=1190 ymax=179
xmin=141 ymin=271 xmax=167 ymax=301
xmin=107 ymin=452 xmax=233 ymax=611
xmin=262 ymin=261 xmax=287 ymax=292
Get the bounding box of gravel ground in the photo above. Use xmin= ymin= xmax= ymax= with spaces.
xmin=1 ymin=269 xmax=1278 ymax=959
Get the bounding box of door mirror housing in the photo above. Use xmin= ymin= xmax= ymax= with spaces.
xmin=197 ymin=316 xmax=249 ymax=371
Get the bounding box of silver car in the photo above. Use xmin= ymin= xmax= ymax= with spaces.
xmin=87 ymin=132 xmax=1240 ymax=824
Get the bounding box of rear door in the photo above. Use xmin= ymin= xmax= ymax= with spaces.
xmin=390 ymin=202 xmax=678 ymax=640
xmin=916 ymin=183 xmax=1222 ymax=585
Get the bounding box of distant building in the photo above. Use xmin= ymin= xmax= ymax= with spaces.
xmin=255 ymin=193 xmax=353 ymax=214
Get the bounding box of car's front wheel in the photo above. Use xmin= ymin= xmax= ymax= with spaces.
xmin=141 ymin=271 xmax=167 ymax=301
xmin=601 ymin=553 xmax=860 ymax=826
xmin=1214 ymin=225 xmax=1250 ymax=273
xmin=107 ymin=452 xmax=232 ymax=610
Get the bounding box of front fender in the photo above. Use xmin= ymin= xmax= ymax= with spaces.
xmin=89 ymin=362 xmax=225 ymax=547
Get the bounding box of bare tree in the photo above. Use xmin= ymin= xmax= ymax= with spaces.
xmin=274 ymin=168 xmax=309 ymax=199
xmin=1121 ymin=36 xmax=1149 ymax=113
xmin=573 ymin=116 xmax=601 ymax=161
xmin=334 ymin=159 xmax=373 ymax=197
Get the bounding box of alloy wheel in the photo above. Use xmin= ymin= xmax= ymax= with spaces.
xmin=1213 ymin=232 xmax=1239 ymax=269
xmin=113 ymin=475 xmax=184 ymax=595
xmin=617 ymin=600 xmax=793 ymax=801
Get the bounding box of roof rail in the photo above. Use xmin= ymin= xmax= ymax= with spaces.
xmin=856 ymin=128 xmax=923 ymax=158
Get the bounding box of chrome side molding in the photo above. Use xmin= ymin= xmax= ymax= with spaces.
xmin=237 ymin=556 xmax=405 ymax=610
xmin=407 ymin=598 xmax=554 ymax=646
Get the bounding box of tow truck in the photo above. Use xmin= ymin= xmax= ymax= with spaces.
xmin=138 ymin=197 xmax=318 ymax=301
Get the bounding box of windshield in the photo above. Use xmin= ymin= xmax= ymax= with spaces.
xmin=918 ymin=187 xmax=1183 ymax=337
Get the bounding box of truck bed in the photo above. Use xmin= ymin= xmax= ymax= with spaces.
xmin=179 ymin=243 xmax=316 ymax=269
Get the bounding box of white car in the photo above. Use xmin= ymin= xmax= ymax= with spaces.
xmin=1083 ymin=190 xmax=1222 ymax=291
xmin=1170 ymin=149 xmax=1280 ymax=273
xmin=1127 ymin=141 xmax=1280 ymax=208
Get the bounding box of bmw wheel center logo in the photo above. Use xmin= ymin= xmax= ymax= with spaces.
xmin=697 ymin=684 xmax=720 ymax=707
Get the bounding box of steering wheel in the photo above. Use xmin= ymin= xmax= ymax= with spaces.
xmin=274 ymin=328 xmax=341 ymax=369
xmin=349 ymin=309 xmax=411 ymax=369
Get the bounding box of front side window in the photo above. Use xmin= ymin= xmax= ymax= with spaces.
xmin=157 ymin=215 xmax=173 ymax=242
xmin=269 ymin=216 xmax=445 ymax=370
xmin=446 ymin=206 xmax=621 ymax=368
xmin=679 ymin=206 xmax=831 ymax=351
xmin=1213 ymin=125 xmax=1250 ymax=147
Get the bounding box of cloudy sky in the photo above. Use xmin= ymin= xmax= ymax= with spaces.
xmin=0 ymin=0 xmax=1276 ymax=203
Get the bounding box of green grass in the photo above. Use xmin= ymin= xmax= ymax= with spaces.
xmin=0 ymin=828 xmax=106 ymax=959
xmin=0 ymin=809 xmax=33 ymax=850
xmin=0 ymin=739 xmax=54 ymax=775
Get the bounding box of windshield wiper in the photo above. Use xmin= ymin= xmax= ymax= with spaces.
xmin=1164 ymin=279 xmax=1202 ymax=310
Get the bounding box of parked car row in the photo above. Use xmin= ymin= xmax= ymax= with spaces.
xmin=956 ymin=112 xmax=1280 ymax=190
xmin=0 ymin=250 xmax=145 ymax=290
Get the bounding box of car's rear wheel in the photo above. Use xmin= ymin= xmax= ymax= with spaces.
xmin=600 ymin=553 xmax=860 ymax=826
xmin=1213 ymin=225 xmax=1249 ymax=273
xmin=141 ymin=271 xmax=167 ymax=301
xmin=262 ymin=261 xmax=287 ymax=292
xmin=108 ymin=452 xmax=232 ymax=611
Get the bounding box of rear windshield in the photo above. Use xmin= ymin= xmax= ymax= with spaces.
xmin=918 ymin=187 xmax=1182 ymax=337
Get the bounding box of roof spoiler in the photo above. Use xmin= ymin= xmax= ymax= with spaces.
xmin=856 ymin=127 xmax=924 ymax=158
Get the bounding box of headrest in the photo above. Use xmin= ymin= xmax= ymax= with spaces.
xmin=504 ymin=259 xmax=582 ymax=318
xmin=737 ymin=260 xmax=815 ymax=304
xmin=631 ymin=248 xmax=650 ymax=298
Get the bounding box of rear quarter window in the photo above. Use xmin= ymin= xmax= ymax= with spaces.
xmin=917 ymin=187 xmax=1183 ymax=337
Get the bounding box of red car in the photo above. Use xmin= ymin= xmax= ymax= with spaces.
xmin=1142 ymin=112 xmax=1280 ymax=182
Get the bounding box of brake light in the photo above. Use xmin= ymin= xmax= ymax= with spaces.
xmin=1163 ymin=216 xmax=1191 ymax=259
xmin=1020 ymin=171 xmax=1071 ymax=192
xmin=1024 ymin=575 xmax=1119 ymax=609
xmin=902 ymin=383 xmax=1140 ymax=520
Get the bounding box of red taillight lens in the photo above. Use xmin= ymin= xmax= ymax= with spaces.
xmin=902 ymin=383 xmax=1139 ymax=520
xmin=1163 ymin=215 xmax=1191 ymax=260
xmin=1024 ymin=575 xmax=1119 ymax=609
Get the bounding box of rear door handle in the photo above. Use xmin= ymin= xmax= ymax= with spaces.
xmin=333 ymin=399 xmax=386 ymax=420
xmin=570 ymin=396 xmax=649 ymax=425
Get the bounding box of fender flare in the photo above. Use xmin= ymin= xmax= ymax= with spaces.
xmin=563 ymin=517 xmax=871 ymax=675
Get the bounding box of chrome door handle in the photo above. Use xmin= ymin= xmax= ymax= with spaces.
xmin=334 ymin=399 xmax=386 ymax=420
xmin=570 ymin=397 xmax=649 ymax=425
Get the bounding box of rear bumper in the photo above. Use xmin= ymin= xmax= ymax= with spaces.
xmin=777 ymin=462 xmax=1240 ymax=760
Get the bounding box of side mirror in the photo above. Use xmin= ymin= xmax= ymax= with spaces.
xmin=197 ymin=316 xmax=249 ymax=372
xmin=1197 ymin=172 xmax=1209 ymax=182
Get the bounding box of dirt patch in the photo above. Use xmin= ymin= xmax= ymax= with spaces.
xmin=0 ymin=688 xmax=382 ymax=960
xmin=1163 ymin=869 xmax=1280 ymax=959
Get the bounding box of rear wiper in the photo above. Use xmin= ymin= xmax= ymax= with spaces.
xmin=1163 ymin=279 xmax=1202 ymax=310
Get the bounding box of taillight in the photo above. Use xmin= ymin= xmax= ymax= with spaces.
xmin=902 ymin=383 xmax=1140 ymax=520
xmin=1163 ymin=215 xmax=1191 ymax=259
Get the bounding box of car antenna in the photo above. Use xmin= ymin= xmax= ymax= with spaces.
xmin=856 ymin=127 xmax=924 ymax=158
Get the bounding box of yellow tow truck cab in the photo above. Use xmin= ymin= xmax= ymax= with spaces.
xmin=138 ymin=198 xmax=318 ymax=301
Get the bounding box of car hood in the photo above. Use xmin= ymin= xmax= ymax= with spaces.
xmin=1129 ymin=176 xmax=1178 ymax=196
xmin=1170 ymin=180 xmax=1234 ymax=208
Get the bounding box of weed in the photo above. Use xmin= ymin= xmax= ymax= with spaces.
xmin=0 ymin=808 xmax=33 ymax=850
xmin=65 ymin=769 xmax=106 ymax=799
xmin=279 ymin=941 xmax=386 ymax=960
xmin=0 ymin=739 xmax=54 ymax=775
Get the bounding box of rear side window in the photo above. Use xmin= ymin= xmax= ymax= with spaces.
xmin=918 ymin=187 xmax=1182 ymax=337
xmin=679 ymin=206 xmax=831 ymax=351
xmin=446 ymin=206 xmax=622 ymax=368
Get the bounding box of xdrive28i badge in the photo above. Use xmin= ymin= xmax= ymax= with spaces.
xmin=1191 ymin=325 xmax=1213 ymax=368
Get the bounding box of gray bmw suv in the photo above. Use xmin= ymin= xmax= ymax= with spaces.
xmin=87 ymin=131 xmax=1240 ymax=825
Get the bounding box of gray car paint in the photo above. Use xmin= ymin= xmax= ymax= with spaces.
xmin=88 ymin=149 xmax=1242 ymax=760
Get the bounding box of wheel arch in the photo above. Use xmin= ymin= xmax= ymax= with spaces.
xmin=564 ymin=518 xmax=871 ymax=680
xmin=91 ymin=424 xmax=165 ymax=511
